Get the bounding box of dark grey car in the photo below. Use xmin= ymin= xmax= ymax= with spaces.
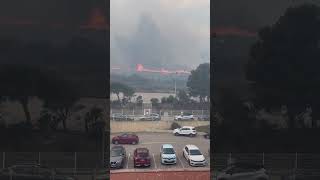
xmin=139 ymin=113 xmax=161 ymax=121
xmin=110 ymin=146 xmax=126 ymax=169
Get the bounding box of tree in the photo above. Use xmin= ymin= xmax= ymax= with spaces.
xmin=246 ymin=4 xmax=320 ymax=128
xmin=150 ymin=98 xmax=159 ymax=108
xmin=177 ymin=90 xmax=190 ymax=104
xmin=40 ymin=73 xmax=81 ymax=131
xmin=0 ymin=65 xmax=50 ymax=126
xmin=84 ymin=106 xmax=103 ymax=133
xmin=136 ymin=95 xmax=143 ymax=106
xmin=187 ymin=63 xmax=210 ymax=103
xmin=110 ymin=82 xmax=135 ymax=106
xmin=122 ymin=85 xmax=135 ymax=105
xmin=161 ymin=97 xmax=167 ymax=104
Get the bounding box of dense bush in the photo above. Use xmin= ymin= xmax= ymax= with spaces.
xmin=171 ymin=122 xmax=181 ymax=130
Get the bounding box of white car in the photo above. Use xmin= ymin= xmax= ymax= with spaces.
xmin=182 ymin=145 xmax=206 ymax=166
xmin=160 ymin=144 xmax=177 ymax=165
xmin=217 ymin=163 xmax=269 ymax=180
xmin=173 ymin=126 xmax=197 ymax=136
xmin=174 ymin=113 xmax=194 ymax=120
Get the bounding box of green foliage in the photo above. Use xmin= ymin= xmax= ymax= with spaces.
xmin=150 ymin=98 xmax=160 ymax=107
xmin=111 ymin=82 xmax=135 ymax=106
xmin=187 ymin=63 xmax=210 ymax=102
xmin=177 ymin=90 xmax=190 ymax=104
xmin=136 ymin=95 xmax=143 ymax=106
xmin=171 ymin=122 xmax=181 ymax=130
xmin=246 ymin=4 xmax=320 ymax=109
xmin=84 ymin=106 xmax=104 ymax=133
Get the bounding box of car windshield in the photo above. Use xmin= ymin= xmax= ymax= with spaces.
xmin=137 ymin=149 xmax=149 ymax=157
xmin=190 ymin=149 xmax=202 ymax=155
xmin=163 ymin=148 xmax=175 ymax=154
xmin=111 ymin=149 xmax=123 ymax=157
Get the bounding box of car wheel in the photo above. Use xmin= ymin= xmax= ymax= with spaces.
xmin=114 ymin=141 xmax=119 ymax=144
xmin=132 ymin=141 xmax=137 ymax=145
xmin=174 ymin=132 xmax=179 ymax=136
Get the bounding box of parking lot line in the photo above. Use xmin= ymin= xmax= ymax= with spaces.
xmin=153 ymin=153 xmax=157 ymax=169
xmin=127 ymin=153 xmax=130 ymax=169
xmin=177 ymin=154 xmax=185 ymax=169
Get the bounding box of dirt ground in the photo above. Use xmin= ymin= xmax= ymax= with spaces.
xmin=110 ymin=119 xmax=210 ymax=133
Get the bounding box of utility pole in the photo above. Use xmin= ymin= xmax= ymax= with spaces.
xmin=174 ymin=77 xmax=177 ymax=97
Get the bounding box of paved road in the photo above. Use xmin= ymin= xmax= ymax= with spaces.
xmin=110 ymin=132 xmax=210 ymax=171
xmin=110 ymin=170 xmax=210 ymax=180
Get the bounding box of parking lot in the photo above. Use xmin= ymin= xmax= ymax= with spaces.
xmin=110 ymin=132 xmax=210 ymax=171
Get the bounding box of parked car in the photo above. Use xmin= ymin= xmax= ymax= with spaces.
xmin=0 ymin=164 xmax=76 ymax=180
xmin=197 ymin=114 xmax=210 ymax=121
xmin=112 ymin=133 xmax=139 ymax=145
xmin=138 ymin=113 xmax=161 ymax=121
xmin=133 ymin=148 xmax=151 ymax=167
xmin=174 ymin=113 xmax=194 ymax=121
xmin=217 ymin=163 xmax=269 ymax=180
xmin=110 ymin=146 xmax=126 ymax=169
xmin=111 ymin=113 xmax=134 ymax=121
xmin=182 ymin=145 xmax=206 ymax=167
xmin=173 ymin=126 xmax=197 ymax=136
xmin=204 ymin=132 xmax=210 ymax=139
xmin=160 ymin=144 xmax=177 ymax=165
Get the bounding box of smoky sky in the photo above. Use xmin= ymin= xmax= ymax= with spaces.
xmin=213 ymin=0 xmax=320 ymax=31
xmin=111 ymin=0 xmax=210 ymax=69
xmin=0 ymin=0 xmax=108 ymax=29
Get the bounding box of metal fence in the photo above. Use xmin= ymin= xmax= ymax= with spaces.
xmin=0 ymin=152 xmax=108 ymax=179
xmin=213 ymin=153 xmax=320 ymax=170
xmin=110 ymin=109 xmax=210 ymax=117
xmin=0 ymin=152 xmax=104 ymax=169
xmin=213 ymin=153 xmax=320 ymax=179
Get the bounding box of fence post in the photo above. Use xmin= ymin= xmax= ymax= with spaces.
xmin=133 ymin=109 xmax=135 ymax=116
xmin=3 ymin=152 xmax=5 ymax=169
xmin=262 ymin=152 xmax=265 ymax=166
xmin=92 ymin=169 xmax=96 ymax=180
xmin=38 ymin=152 xmax=41 ymax=165
xmin=74 ymin=152 xmax=77 ymax=176
xmin=228 ymin=153 xmax=232 ymax=165
xmin=295 ymin=152 xmax=298 ymax=169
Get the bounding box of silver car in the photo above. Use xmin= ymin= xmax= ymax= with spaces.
xmin=110 ymin=146 xmax=126 ymax=169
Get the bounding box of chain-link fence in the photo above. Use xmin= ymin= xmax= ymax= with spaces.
xmin=0 ymin=152 xmax=108 ymax=180
xmin=213 ymin=153 xmax=320 ymax=179
xmin=110 ymin=109 xmax=210 ymax=118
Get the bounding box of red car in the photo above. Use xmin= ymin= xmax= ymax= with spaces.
xmin=133 ymin=148 xmax=151 ymax=167
xmin=112 ymin=133 xmax=139 ymax=145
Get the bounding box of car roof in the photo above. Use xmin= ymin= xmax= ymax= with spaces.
xmin=185 ymin=144 xmax=199 ymax=150
xmin=135 ymin=148 xmax=149 ymax=153
xmin=182 ymin=126 xmax=195 ymax=128
xmin=111 ymin=146 xmax=125 ymax=150
xmin=162 ymin=144 xmax=174 ymax=148
xmin=229 ymin=162 xmax=264 ymax=169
